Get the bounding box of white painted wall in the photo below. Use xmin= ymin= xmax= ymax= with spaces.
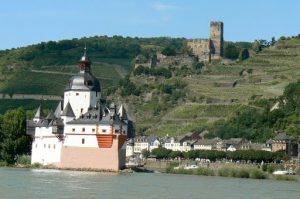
xmin=64 ymin=134 xmax=99 ymax=148
xmin=134 ymin=142 xmax=149 ymax=153
xmin=31 ymin=126 xmax=62 ymax=165
xmin=63 ymin=123 xmax=116 ymax=148
xmin=64 ymin=124 xmax=112 ymax=134
xmin=63 ymin=91 xmax=100 ymax=119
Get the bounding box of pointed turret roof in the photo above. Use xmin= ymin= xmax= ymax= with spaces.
xmin=61 ymin=102 xmax=75 ymax=117
xmin=54 ymin=101 xmax=62 ymax=118
xmin=46 ymin=111 xmax=56 ymax=120
xmin=34 ymin=105 xmax=44 ymax=119
xmin=118 ymin=104 xmax=128 ymax=120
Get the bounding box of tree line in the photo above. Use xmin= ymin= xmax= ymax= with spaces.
xmin=145 ymin=147 xmax=287 ymax=162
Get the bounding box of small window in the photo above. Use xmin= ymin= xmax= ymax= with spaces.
xmin=82 ymin=138 xmax=85 ymax=144
xmin=92 ymin=128 xmax=95 ymax=132
xmin=53 ymin=144 xmax=56 ymax=149
xmin=44 ymin=144 xmax=46 ymax=148
xmin=82 ymin=128 xmax=85 ymax=132
xmin=76 ymin=93 xmax=79 ymax=96
xmin=81 ymin=108 xmax=83 ymax=113
xmin=102 ymin=129 xmax=106 ymax=133
xmin=48 ymin=144 xmax=51 ymax=149
xmin=35 ymin=144 xmax=38 ymax=148
xmin=72 ymin=128 xmax=75 ymax=132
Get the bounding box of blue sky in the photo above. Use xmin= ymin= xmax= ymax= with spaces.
xmin=1 ymin=0 xmax=300 ymax=50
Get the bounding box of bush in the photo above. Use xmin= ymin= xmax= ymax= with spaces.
xmin=218 ymin=167 xmax=231 ymax=177
xmin=237 ymin=169 xmax=250 ymax=178
xmin=266 ymin=164 xmax=283 ymax=174
xmin=0 ymin=161 xmax=7 ymax=167
xmin=250 ymin=169 xmax=267 ymax=179
xmin=273 ymin=175 xmax=297 ymax=181
xmin=195 ymin=167 xmax=215 ymax=176
xmin=151 ymin=147 xmax=172 ymax=159
xmin=30 ymin=162 xmax=43 ymax=168
xmin=16 ymin=155 xmax=31 ymax=165
xmin=224 ymin=43 xmax=240 ymax=59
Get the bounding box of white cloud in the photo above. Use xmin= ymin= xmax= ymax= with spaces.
xmin=152 ymin=3 xmax=175 ymax=12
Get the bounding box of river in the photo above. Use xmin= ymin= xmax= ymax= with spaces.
xmin=0 ymin=168 xmax=299 ymax=199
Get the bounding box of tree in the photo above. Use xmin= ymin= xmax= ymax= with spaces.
xmin=0 ymin=108 xmax=30 ymax=164
xmin=162 ymin=46 xmax=176 ymax=56
xmin=224 ymin=43 xmax=239 ymax=59
xmin=252 ymin=40 xmax=262 ymax=53
xmin=238 ymin=49 xmax=250 ymax=61
xmin=151 ymin=147 xmax=172 ymax=159
xmin=168 ymin=151 xmax=183 ymax=159
xmin=141 ymin=149 xmax=150 ymax=158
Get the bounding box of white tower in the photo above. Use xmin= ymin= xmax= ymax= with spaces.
xmin=63 ymin=47 xmax=101 ymax=118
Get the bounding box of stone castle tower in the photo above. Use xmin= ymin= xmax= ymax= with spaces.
xmin=187 ymin=21 xmax=224 ymax=62
xmin=210 ymin=21 xmax=223 ymax=57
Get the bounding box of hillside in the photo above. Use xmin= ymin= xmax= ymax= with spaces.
xmin=118 ymin=36 xmax=300 ymax=138
xmin=1 ymin=35 xmax=300 ymax=140
xmin=0 ymin=36 xmax=187 ymax=112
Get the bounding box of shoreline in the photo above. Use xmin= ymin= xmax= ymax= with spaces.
xmin=1 ymin=163 xmax=298 ymax=182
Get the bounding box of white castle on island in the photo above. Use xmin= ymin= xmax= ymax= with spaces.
xmin=26 ymin=49 xmax=134 ymax=171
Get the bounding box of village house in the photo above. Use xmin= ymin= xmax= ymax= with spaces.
xmin=164 ymin=136 xmax=196 ymax=152
xmin=193 ymin=138 xmax=220 ymax=150
xmin=270 ymin=132 xmax=298 ymax=156
xmin=240 ymin=142 xmax=271 ymax=151
xmin=133 ymin=135 xmax=161 ymax=154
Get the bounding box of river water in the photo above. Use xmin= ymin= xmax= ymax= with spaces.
xmin=0 ymin=168 xmax=299 ymax=199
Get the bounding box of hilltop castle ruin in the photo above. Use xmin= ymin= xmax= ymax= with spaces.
xmin=187 ymin=21 xmax=224 ymax=63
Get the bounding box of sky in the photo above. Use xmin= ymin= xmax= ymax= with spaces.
xmin=1 ymin=0 xmax=300 ymax=50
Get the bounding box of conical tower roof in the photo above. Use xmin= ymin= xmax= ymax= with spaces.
xmin=34 ymin=105 xmax=44 ymax=119
xmin=54 ymin=101 xmax=62 ymax=118
xmin=61 ymin=102 xmax=75 ymax=117
xmin=118 ymin=104 xmax=128 ymax=120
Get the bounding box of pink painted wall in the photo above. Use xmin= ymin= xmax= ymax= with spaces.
xmin=59 ymin=139 xmax=125 ymax=171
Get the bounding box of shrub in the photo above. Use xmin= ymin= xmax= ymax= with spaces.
xmin=237 ymin=169 xmax=250 ymax=178
xmin=16 ymin=155 xmax=31 ymax=165
xmin=218 ymin=167 xmax=231 ymax=177
xmin=250 ymin=169 xmax=267 ymax=179
xmin=195 ymin=167 xmax=215 ymax=176
xmin=31 ymin=162 xmax=43 ymax=168
xmin=266 ymin=164 xmax=283 ymax=174
xmin=273 ymin=175 xmax=297 ymax=181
